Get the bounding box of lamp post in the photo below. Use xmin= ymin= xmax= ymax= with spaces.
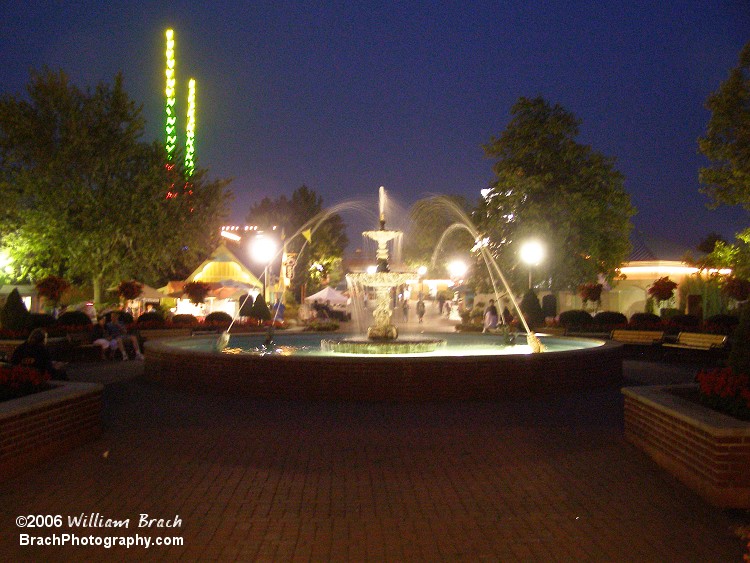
xmin=250 ymin=234 xmax=277 ymax=303
xmin=519 ymin=240 xmax=544 ymax=290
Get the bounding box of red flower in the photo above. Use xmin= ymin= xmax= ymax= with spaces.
xmin=648 ymin=277 xmax=678 ymax=302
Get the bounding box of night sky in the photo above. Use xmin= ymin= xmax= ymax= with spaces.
xmin=2 ymin=1 xmax=748 ymax=255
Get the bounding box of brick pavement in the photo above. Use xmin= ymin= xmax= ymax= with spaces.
xmin=1 ymin=333 xmax=749 ymax=560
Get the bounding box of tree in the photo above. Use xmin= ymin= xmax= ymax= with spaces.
xmin=245 ymin=185 xmax=348 ymax=297
xmin=697 ymin=232 xmax=728 ymax=254
xmin=0 ymin=288 xmax=30 ymax=331
xmin=403 ymin=195 xmax=476 ymax=277
xmin=698 ymin=42 xmax=750 ymax=284
xmin=0 ymin=69 xmax=230 ymax=302
xmin=478 ymin=97 xmax=634 ymax=291
xmin=699 ymin=41 xmax=750 ymax=211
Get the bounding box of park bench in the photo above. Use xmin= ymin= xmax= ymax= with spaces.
xmin=662 ymin=332 xmax=727 ymax=352
xmin=66 ymin=332 xmax=104 ymax=361
xmin=610 ymin=330 xmax=664 ymax=346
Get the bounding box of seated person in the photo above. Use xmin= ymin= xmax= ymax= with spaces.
xmin=92 ymin=315 xmax=116 ymax=359
xmin=10 ymin=328 xmax=68 ymax=380
xmin=106 ymin=312 xmax=144 ymax=361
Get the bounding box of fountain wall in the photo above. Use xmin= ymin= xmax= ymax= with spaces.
xmin=144 ymin=337 xmax=623 ymax=401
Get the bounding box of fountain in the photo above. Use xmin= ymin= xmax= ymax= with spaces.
xmin=143 ymin=188 xmax=623 ymax=400
xmin=321 ymin=187 xmax=446 ymax=354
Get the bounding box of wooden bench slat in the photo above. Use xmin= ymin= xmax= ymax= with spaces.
xmin=610 ymin=330 xmax=664 ymax=345
xmin=662 ymin=332 xmax=727 ymax=351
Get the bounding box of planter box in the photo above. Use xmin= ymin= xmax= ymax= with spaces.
xmin=0 ymin=381 xmax=103 ymax=481
xmin=623 ymin=384 xmax=750 ymax=508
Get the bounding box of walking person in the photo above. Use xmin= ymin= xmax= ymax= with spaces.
xmin=416 ymin=299 xmax=426 ymax=325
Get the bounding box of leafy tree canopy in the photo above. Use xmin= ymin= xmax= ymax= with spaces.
xmin=698 ymin=42 xmax=750 ymax=281
xmin=699 ymin=41 xmax=750 ymax=210
xmin=477 ymin=97 xmax=634 ymax=291
xmin=0 ymin=68 xmax=230 ymax=302
xmin=245 ymin=185 xmax=348 ymax=296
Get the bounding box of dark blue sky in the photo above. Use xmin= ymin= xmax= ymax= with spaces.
xmin=2 ymin=1 xmax=748 ymax=254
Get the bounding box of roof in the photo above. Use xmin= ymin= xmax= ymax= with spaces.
xmin=628 ymin=231 xmax=693 ymax=262
xmin=184 ymin=243 xmax=262 ymax=288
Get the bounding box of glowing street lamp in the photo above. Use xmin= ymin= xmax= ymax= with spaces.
xmin=250 ymin=234 xmax=277 ymax=303
xmin=519 ymin=240 xmax=544 ymax=289
xmin=448 ymin=260 xmax=467 ymax=281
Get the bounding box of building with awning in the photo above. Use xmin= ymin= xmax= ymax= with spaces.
xmin=169 ymin=243 xmax=263 ymax=318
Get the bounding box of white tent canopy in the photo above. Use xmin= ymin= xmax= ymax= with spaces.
xmin=304 ymin=286 xmax=348 ymax=305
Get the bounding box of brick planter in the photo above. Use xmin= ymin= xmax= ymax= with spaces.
xmin=623 ymin=384 xmax=750 ymax=508
xmin=0 ymin=381 xmax=103 ymax=481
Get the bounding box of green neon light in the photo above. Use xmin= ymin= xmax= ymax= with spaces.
xmin=164 ymin=29 xmax=176 ymax=161
xmin=184 ymin=78 xmax=196 ymax=177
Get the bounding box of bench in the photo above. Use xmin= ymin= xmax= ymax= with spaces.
xmin=66 ymin=332 xmax=105 ymax=361
xmin=662 ymin=332 xmax=727 ymax=351
xmin=610 ymin=330 xmax=664 ymax=346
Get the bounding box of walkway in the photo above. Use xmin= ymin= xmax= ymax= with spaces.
xmin=1 ymin=316 xmax=748 ymax=560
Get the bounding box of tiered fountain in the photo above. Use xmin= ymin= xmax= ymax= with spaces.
xmin=144 ymin=187 xmax=623 ymax=400
xmin=321 ymin=187 xmax=445 ymax=354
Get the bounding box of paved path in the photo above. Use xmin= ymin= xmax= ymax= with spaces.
xmin=1 ymin=322 xmax=748 ymax=560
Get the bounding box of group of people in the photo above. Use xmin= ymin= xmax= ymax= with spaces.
xmin=92 ymin=312 xmax=144 ymax=361
xmin=8 ymin=311 xmax=145 ymax=383
xmin=482 ymin=299 xmax=514 ymax=332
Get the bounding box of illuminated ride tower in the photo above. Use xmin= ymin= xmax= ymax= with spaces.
xmin=164 ymin=29 xmax=197 ymax=201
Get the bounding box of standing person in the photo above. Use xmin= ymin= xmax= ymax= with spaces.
xmin=483 ymin=299 xmax=499 ymax=332
xmin=10 ymin=328 xmax=67 ymax=380
xmin=402 ymin=299 xmax=409 ymax=322
xmin=416 ymin=299 xmax=426 ymax=324
xmin=106 ymin=312 xmax=145 ymax=361
xmin=438 ymin=294 xmax=445 ymax=315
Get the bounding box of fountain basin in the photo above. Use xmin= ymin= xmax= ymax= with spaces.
xmin=321 ymin=337 xmax=446 ymax=354
xmin=143 ymin=333 xmax=623 ymax=401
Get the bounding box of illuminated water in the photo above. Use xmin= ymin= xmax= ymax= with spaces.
xmin=177 ymin=332 xmax=603 ymax=358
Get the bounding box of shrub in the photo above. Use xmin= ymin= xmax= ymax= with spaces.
xmin=205 ymin=311 xmax=233 ymax=325
xmin=695 ymin=305 xmax=750 ymax=421
xmin=629 ymin=312 xmax=661 ymax=328
xmin=558 ymin=310 xmax=593 ymax=329
xmin=171 ymin=314 xmax=199 ymax=326
xmin=250 ymin=295 xmax=271 ymax=322
xmin=705 ymin=313 xmax=740 ymax=335
xmin=729 ymin=305 xmax=750 ymax=377
xmin=0 ymin=364 xmax=51 ymax=402
xmin=1 ymin=288 xmax=30 ymax=331
xmin=721 ymin=276 xmax=750 ymax=302
xmin=238 ymin=294 xmax=254 ymax=317
xmin=137 ymin=312 xmax=165 ymax=325
xmin=304 ymin=320 xmax=339 ymax=331
xmin=519 ymin=290 xmax=544 ymax=328
xmin=667 ymin=314 xmax=700 ymax=330
xmin=56 ymin=311 xmax=93 ymax=327
xmin=28 ymin=313 xmax=56 ymax=330
xmin=593 ymin=311 xmax=627 ymax=327
xmin=696 ymin=367 xmax=750 ymax=420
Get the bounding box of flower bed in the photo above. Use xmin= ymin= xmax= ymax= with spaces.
xmin=0 ymin=364 xmax=50 ymax=402
xmin=623 ymin=384 xmax=750 ymax=508
xmin=1 ymin=381 xmax=103 ymax=481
